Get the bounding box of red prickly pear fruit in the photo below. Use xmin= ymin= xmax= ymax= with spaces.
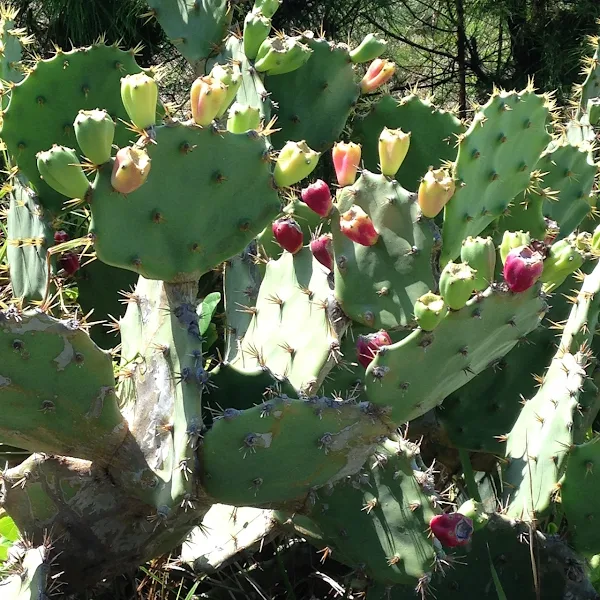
xmin=356 ymin=330 xmax=392 ymax=368
xmin=503 ymin=245 xmax=544 ymax=293
xmin=310 ymin=233 xmax=333 ymax=270
xmin=429 ymin=513 xmax=473 ymax=547
xmin=272 ymin=217 xmax=303 ymax=254
xmin=54 ymin=230 xmax=69 ymax=244
xmin=301 ymin=180 xmax=332 ymax=217
xmin=340 ymin=205 xmax=379 ymax=246
xmin=59 ymin=252 xmax=80 ymax=275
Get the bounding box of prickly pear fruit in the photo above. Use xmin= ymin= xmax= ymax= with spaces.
xmin=255 ymin=37 xmax=313 ymax=76
xmin=310 ymin=233 xmax=333 ymax=270
xmin=503 ymin=246 xmax=544 ymax=293
xmin=243 ymin=10 xmax=272 ymax=60
xmin=457 ymin=499 xmax=489 ymax=531
xmin=59 ymin=252 xmax=80 ymax=275
xmin=301 ymin=180 xmax=332 ymax=217
xmin=36 ymin=145 xmax=90 ymax=199
xmin=378 ymin=127 xmax=410 ymax=177
xmin=73 ymin=109 xmax=115 ymax=165
xmin=272 ymin=217 xmax=303 ymax=254
xmin=209 ymin=63 xmax=243 ymax=118
xmin=439 ymin=261 xmax=477 ymax=310
xmin=273 ymin=141 xmax=320 ymax=187
xmin=53 ymin=230 xmax=69 ymax=244
xmin=227 ymin=103 xmax=261 ymax=134
xmin=350 ymin=33 xmax=388 ymax=63
xmin=500 ymin=230 xmax=531 ymax=264
xmin=332 ymin=142 xmax=362 ymax=187
xmin=360 ymin=58 xmax=396 ymax=93
xmin=191 ymin=76 xmax=228 ymax=126
xmin=254 ymin=0 xmax=282 ymax=18
xmin=339 ymin=205 xmax=379 ymax=246
xmin=460 ymin=236 xmax=496 ymax=292
xmin=111 ymin=146 xmax=151 ymax=194
xmin=356 ymin=330 xmax=392 ymax=368
xmin=429 ymin=513 xmax=473 ymax=548
xmin=417 ymin=167 xmax=455 ymax=218
xmin=413 ymin=292 xmax=448 ymax=331
xmin=588 ymin=98 xmax=600 ymax=127
xmin=540 ymin=238 xmax=585 ymax=292
xmin=120 ymin=73 xmax=158 ymax=130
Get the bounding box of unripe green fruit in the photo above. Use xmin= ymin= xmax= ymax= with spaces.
xmin=36 ymin=145 xmax=90 ymax=199
xmin=349 ymin=33 xmax=388 ymax=63
xmin=227 ymin=103 xmax=261 ymax=134
xmin=243 ymin=10 xmax=271 ymax=60
xmin=457 ymin=499 xmax=489 ymax=531
xmin=439 ymin=261 xmax=477 ymax=310
xmin=73 ymin=109 xmax=115 ymax=165
xmin=460 ymin=236 xmax=496 ymax=292
xmin=120 ymin=72 xmax=158 ymax=130
xmin=540 ymin=238 xmax=585 ymax=293
xmin=414 ymin=292 xmax=448 ymax=331
xmin=253 ymin=0 xmax=282 ymax=18
xmin=255 ymin=37 xmax=313 ymax=76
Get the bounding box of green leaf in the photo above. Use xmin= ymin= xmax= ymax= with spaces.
xmin=198 ymin=292 xmax=221 ymax=337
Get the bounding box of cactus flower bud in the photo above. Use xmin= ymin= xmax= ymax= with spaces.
xmin=588 ymin=97 xmax=600 ymax=127
xmin=310 ymin=233 xmax=333 ymax=270
xmin=413 ymin=292 xmax=448 ymax=331
xmin=417 ymin=167 xmax=455 ymax=218
xmin=460 ymin=236 xmax=496 ymax=292
xmin=227 ymin=102 xmax=261 ymax=134
xmin=253 ymin=0 xmax=282 ymax=18
xmin=350 ymin=33 xmax=388 ymax=63
xmin=209 ymin=63 xmax=243 ymax=118
xmin=191 ymin=76 xmax=228 ymax=127
xmin=301 ymin=179 xmax=332 ymax=217
xmin=439 ymin=261 xmax=477 ymax=310
xmin=243 ymin=10 xmax=272 ymax=60
xmin=111 ymin=146 xmax=151 ymax=194
xmin=360 ymin=58 xmax=396 ymax=94
xmin=503 ymin=245 xmax=544 ymax=293
xmin=339 ymin=205 xmax=379 ymax=246
xmin=332 ymin=141 xmax=362 ymax=187
xmin=36 ymin=145 xmax=90 ymax=199
xmin=272 ymin=216 xmax=303 ymax=254
xmin=378 ymin=127 xmax=410 ymax=177
xmin=73 ymin=109 xmax=116 ymax=166
xmin=255 ymin=36 xmax=313 ymax=76
xmin=500 ymin=230 xmax=531 ymax=264
xmin=539 ymin=238 xmax=584 ymax=293
xmin=356 ymin=330 xmax=392 ymax=368
xmin=120 ymin=73 xmax=158 ymax=130
xmin=273 ymin=140 xmax=320 ymax=187
xmin=429 ymin=513 xmax=473 ymax=547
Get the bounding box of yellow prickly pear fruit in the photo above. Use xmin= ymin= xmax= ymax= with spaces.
xmin=378 ymin=127 xmax=410 ymax=177
xmin=273 ymin=140 xmax=320 ymax=187
xmin=120 ymin=73 xmax=158 ymax=130
xmin=417 ymin=167 xmax=455 ymax=218
xmin=190 ymin=76 xmax=228 ymax=126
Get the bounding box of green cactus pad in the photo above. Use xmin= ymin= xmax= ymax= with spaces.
xmin=364 ymin=284 xmax=546 ymax=424
xmin=0 ymin=5 xmax=27 ymax=106
xmin=275 ymin=437 xmax=438 ymax=585
xmin=351 ymin=94 xmax=464 ymax=191
xmin=231 ymin=247 xmax=342 ymax=394
xmin=0 ymin=308 xmax=125 ymax=461
xmin=0 ymin=543 xmax=49 ymax=599
xmin=332 ymin=171 xmax=437 ymax=329
xmin=441 ymin=87 xmax=552 ymax=264
xmin=146 ymin=0 xmax=230 ymax=65
xmin=1 ymin=44 xmax=152 ymax=213
xmin=202 ymin=394 xmax=390 ymax=505
xmin=7 ymin=179 xmax=53 ymax=303
xmin=267 ymin=37 xmax=359 ymax=151
xmin=88 ymin=123 xmax=280 ymax=282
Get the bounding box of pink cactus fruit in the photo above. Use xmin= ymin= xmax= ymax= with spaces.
xmin=301 ymin=179 xmax=332 ymax=217
xmin=356 ymin=330 xmax=392 ymax=368
xmin=310 ymin=233 xmax=333 ymax=270
xmin=59 ymin=252 xmax=80 ymax=275
xmin=340 ymin=205 xmax=379 ymax=246
xmin=503 ymin=245 xmax=544 ymax=292
xmin=429 ymin=513 xmax=473 ymax=548
xmin=272 ymin=217 xmax=304 ymax=254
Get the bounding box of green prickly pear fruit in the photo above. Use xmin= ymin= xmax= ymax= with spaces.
xmin=457 ymin=499 xmax=489 ymax=531
xmin=209 ymin=63 xmax=243 ymax=118
xmin=227 ymin=103 xmax=261 ymax=134
xmin=273 ymin=140 xmax=320 ymax=187
xmin=587 ymin=97 xmax=600 ymax=126
xmin=540 ymin=238 xmax=585 ymax=293
xmin=350 ymin=33 xmax=388 ymax=63
xmin=500 ymin=230 xmax=531 ymax=264
xmin=73 ymin=109 xmax=116 ymax=166
xmin=439 ymin=261 xmax=477 ymax=310
xmin=254 ymin=37 xmax=313 ymax=76
xmin=592 ymin=224 xmax=600 ymax=254
xmin=378 ymin=127 xmax=410 ymax=177
xmin=120 ymin=72 xmax=158 ymax=130
xmin=360 ymin=58 xmax=396 ymax=93
xmin=36 ymin=145 xmax=90 ymax=199
xmin=414 ymin=292 xmax=448 ymax=331
xmin=111 ymin=146 xmax=151 ymax=194
xmin=243 ymin=10 xmax=272 ymax=60
xmin=190 ymin=76 xmax=228 ymax=126
xmin=253 ymin=0 xmax=282 ymax=18
xmin=417 ymin=167 xmax=455 ymax=218
xmin=460 ymin=236 xmax=496 ymax=292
